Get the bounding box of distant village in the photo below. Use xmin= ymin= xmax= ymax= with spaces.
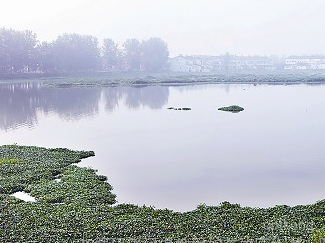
xmin=169 ymin=54 xmax=325 ymax=72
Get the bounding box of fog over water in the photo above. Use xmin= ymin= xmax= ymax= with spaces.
xmin=1 ymin=0 xmax=325 ymax=56
xmin=1 ymin=0 xmax=325 ymax=214
xmin=1 ymin=83 xmax=325 ymax=211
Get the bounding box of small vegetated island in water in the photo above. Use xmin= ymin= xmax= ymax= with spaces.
xmin=167 ymin=107 xmax=191 ymax=110
xmin=218 ymin=105 xmax=244 ymax=113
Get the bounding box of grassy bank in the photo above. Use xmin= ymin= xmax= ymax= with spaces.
xmin=1 ymin=71 xmax=325 ymax=87
xmin=1 ymin=145 xmax=325 ymax=242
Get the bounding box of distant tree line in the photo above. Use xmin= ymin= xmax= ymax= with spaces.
xmin=0 ymin=28 xmax=169 ymax=75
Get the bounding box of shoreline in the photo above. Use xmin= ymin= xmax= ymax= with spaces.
xmin=0 ymin=144 xmax=324 ymax=242
xmin=1 ymin=71 xmax=325 ymax=87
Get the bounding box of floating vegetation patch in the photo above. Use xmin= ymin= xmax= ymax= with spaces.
xmin=167 ymin=107 xmax=192 ymax=111
xmin=26 ymin=165 xmax=116 ymax=205
xmin=0 ymin=145 xmax=325 ymax=242
xmin=0 ymin=157 xmax=20 ymax=165
xmin=218 ymin=105 xmax=244 ymax=113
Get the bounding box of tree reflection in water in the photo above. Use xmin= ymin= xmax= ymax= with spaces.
xmin=0 ymin=83 xmax=169 ymax=131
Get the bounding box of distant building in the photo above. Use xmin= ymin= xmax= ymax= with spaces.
xmin=169 ymin=55 xmax=274 ymax=72
xmin=284 ymin=56 xmax=325 ymax=70
xmin=169 ymin=55 xmax=203 ymax=72
xmin=228 ymin=55 xmax=275 ymax=70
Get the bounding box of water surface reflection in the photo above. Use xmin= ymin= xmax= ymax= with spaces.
xmin=1 ymin=83 xmax=325 ymax=212
xmin=0 ymin=83 xmax=169 ymax=130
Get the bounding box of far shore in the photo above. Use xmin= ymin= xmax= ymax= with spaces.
xmin=1 ymin=70 xmax=325 ymax=87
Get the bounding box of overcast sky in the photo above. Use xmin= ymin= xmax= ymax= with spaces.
xmin=1 ymin=0 xmax=325 ymax=57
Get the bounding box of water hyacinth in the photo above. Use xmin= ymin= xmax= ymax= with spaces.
xmin=1 ymin=145 xmax=325 ymax=242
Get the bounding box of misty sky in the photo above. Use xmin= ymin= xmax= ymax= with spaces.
xmin=1 ymin=0 xmax=325 ymax=57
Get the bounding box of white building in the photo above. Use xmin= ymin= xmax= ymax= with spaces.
xmin=228 ymin=56 xmax=274 ymax=70
xmin=285 ymin=56 xmax=325 ymax=70
xmin=169 ymin=55 xmax=208 ymax=72
xmin=169 ymin=55 xmax=274 ymax=72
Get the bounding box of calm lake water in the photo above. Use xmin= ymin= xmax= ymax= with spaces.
xmin=1 ymin=82 xmax=325 ymax=212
